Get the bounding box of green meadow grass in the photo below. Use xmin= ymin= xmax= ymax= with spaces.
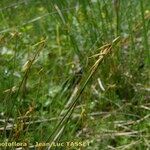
xmin=0 ymin=0 xmax=149 ymax=149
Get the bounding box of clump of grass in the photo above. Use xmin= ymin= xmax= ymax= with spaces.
xmin=46 ymin=37 xmax=120 ymax=148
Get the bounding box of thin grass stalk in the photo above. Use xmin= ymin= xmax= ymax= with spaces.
xmin=139 ymin=0 xmax=149 ymax=65
xmin=3 ymin=39 xmax=46 ymax=141
xmin=113 ymin=0 xmax=120 ymax=36
xmin=46 ymin=37 xmax=120 ymax=149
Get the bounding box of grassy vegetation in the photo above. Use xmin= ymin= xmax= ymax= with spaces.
xmin=0 ymin=0 xmax=149 ymax=149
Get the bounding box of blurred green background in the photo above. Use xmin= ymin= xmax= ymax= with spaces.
xmin=0 ymin=0 xmax=149 ymax=149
